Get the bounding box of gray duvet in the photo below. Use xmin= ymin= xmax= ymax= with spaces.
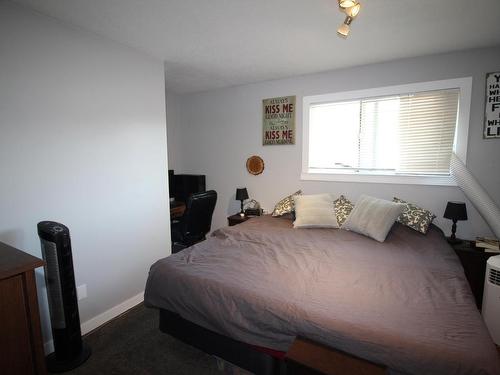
xmin=145 ymin=215 xmax=500 ymax=375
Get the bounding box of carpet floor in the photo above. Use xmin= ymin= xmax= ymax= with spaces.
xmin=52 ymin=303 xmax=220 ymax=375
xmin=46 ymin=303 xmax=500 ymax=374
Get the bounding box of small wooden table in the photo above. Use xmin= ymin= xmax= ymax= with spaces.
xmin=286 ymin=337 xmax=386 ymax=375
xmin=227 ymin=213 xmax=250 ymax=226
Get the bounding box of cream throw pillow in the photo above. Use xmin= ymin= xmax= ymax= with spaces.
xmin=342 ymin=195 xmax=404 ymax=242
xmin=293 ymin=194 xmax=339 ymax=229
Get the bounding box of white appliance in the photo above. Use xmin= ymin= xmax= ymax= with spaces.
xmin=482 ymin=255 xmax=500 ymax=345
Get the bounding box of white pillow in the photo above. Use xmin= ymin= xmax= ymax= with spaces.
xmin=293 ymin=194 xmax=339 ymax=229
xmin=342 ymin=195 xmax=404 ymax=242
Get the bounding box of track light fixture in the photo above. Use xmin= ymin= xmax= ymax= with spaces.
xmin=337 ymin=17 xmax=352 ymax=37
xmin=338 ymin=0 xmax=356 ymax=8
xmin=337 ymin=0 xmax=361 ymax=38
xmin=344 ymin=2 xmax=361 ymax=17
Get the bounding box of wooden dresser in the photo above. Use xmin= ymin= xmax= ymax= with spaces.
xmin=0 ymin=241 xmax=47 ymax=375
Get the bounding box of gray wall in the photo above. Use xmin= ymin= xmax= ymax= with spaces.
xmin=0 ymin=2 xmax=170 ymax=344
xmin=166 ymin=90 xmax=183 ymax=171
xmin=170 ymin=46 xmax=500 ymax=239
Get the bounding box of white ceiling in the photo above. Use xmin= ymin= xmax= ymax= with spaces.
xmin=12 ymin=0 xmax=500 ymax=93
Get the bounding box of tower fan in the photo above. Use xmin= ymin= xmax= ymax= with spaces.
xmin=482 ymin=255 xmax=500 ymax=345
xmin=38 ymin=221 xmax=91 ymax=372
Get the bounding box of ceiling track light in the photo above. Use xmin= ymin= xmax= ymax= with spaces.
xmin=338 ymin=0 xmax=356 ymax=8
xmin=344 ymin=3 xmax=361 ymax=17
xmin=337 ymin=16 xmax=353 ymax=37
xmin=336 ymin=0 xmax=361 ymax=38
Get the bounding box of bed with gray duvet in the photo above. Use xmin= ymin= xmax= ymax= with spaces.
xmin=145 ymin=215 xmax=500 ymax=375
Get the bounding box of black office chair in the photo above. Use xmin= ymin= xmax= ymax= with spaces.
xmin=171 ymin=190 xmax=217 ymax=253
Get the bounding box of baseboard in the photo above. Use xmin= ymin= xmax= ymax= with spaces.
xmin=44 ymin=291 xmax=144 ymax=354
xmin=80 ymin=291 xmax=144 ymax=335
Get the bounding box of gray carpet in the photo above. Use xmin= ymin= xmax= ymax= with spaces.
xmin=54 ymin=303 xmax=219 ymax=375
xmin=49 ymin=303 xmax=500 ymax=375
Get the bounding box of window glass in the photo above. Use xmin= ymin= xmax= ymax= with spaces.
xmin=307 ymin=88 xmax=459 ymax=176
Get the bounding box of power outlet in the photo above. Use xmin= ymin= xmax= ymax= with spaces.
xmin=77 ymin=284 xmax=87 ymax=301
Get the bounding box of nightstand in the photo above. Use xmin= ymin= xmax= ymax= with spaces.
xmin=452 ymin=240 xmax=497 ymax=310
xmin=227 ymin=214 xmax=250 ymax=226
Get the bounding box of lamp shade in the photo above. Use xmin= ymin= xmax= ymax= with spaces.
xmin=236 ymin=188 xmax=249 ymax=201
xmin=444 ymin=201 xmax=468 ymax=221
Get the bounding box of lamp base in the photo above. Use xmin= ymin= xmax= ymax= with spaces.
xmin=447 ymin=237 xmax=463 ymax=245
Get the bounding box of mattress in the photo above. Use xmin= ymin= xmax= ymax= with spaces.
xmin=145 ymin=215 xmax=500 ymax=375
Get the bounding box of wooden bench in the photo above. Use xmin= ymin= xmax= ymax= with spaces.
xmin=285 ymin=337 xmax=387 ymax=375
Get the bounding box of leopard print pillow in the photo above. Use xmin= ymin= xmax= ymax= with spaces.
xmin=393 ymin=197 xmax=436 ymax=234
xmin=272 ymin=190 xmax=301 ymax=217
xmin=334 ymin=195 xmax=354 ymax=226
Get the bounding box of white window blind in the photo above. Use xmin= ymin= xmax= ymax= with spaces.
xmin=308 ymin=88 xmax=460 ymax=176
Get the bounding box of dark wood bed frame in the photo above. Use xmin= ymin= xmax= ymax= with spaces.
xmin=159 ymin=308 xmax=285 ymax=375
xmin=159 ymin=309 xmax=388 ymax=375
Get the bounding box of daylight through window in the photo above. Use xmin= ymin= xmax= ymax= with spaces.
xmin=302 ymin=79 xmax=471 ymax=185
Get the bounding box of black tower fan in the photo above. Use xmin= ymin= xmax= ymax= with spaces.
xmin=38 ymin=221 xmax=91 ymax=372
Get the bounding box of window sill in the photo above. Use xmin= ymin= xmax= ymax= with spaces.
xmin=300 ymin=171 xmax=457 ymax=186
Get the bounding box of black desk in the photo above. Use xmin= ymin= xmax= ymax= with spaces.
xmin=170 ymin=201 xmax=185 ymax=219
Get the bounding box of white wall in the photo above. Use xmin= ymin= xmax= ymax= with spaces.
xmin=173 ymin=46 xmax=500 ymax=239
xmin=0 ymin=2 xmax=170 ymax=346
xmin=166 ymin=90 xmax=183 ymax=171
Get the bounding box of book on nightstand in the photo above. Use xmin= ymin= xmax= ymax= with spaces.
xmin=475 ymin=237 xmax=500 ymax=253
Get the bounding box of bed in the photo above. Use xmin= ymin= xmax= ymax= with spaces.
xmin=145 ymin=215 xmax=500 ymax=375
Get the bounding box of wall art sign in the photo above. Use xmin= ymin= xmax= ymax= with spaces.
xmin=262 ymin=95 xmax=296 ymax=145
xmin=484 ymin=71 xmax=500 ymax=138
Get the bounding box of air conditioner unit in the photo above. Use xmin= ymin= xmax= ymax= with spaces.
xmin=482 ymin=255 xmax=500 ymax=345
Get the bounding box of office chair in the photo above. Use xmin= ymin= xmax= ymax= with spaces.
xmin=171 ymin=190 xmax=217 ymax=253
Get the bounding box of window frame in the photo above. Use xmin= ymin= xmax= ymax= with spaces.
xmin=301 ymin=77 xmax=472 ymax=186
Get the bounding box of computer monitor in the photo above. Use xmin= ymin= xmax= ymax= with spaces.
xmin=174 ymin=174 xmax=206 ymax=203
xmin=168 ymin=170 xmax=175 ymax=199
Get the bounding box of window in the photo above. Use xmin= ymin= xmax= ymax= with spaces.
xmin=302 ymin=78 xmax=472 ymax=185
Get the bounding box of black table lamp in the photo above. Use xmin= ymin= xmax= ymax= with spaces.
xmin=236 ymin=188 xmax=249 ymax=216
xmin=443 ymin=201 xmax=467 ymax=244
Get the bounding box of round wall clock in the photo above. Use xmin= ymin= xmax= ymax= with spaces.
xmin=246 ymin=155 xmax=265 ymax=175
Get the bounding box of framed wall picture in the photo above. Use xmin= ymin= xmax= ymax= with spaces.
xmin=262 ymin=96 xmax=296 ymax=145
xmin=484 ymin=71 xmax=500 ymax=138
